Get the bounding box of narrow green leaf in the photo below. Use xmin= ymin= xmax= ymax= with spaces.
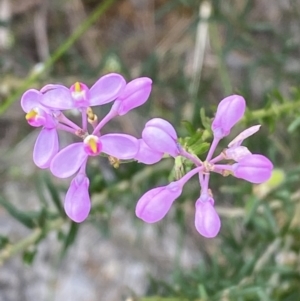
xmin=43 ymin=174 xmax=64 ymax=214
xmin=61 ymin=221 xmax=79 ymax=257
xmin=0 ymin=196 xmax=37 ymax=228
xmin=181 ymin=120 xmax=195 ymax=135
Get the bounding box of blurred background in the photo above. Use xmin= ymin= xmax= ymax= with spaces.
xmin=1 ymin=0 xmax=300 ymax=300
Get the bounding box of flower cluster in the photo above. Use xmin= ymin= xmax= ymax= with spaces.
xmin=22 ymin=75 xmax=273 ymax=238
xmin=135 ymin=95 xmax=273 ymax=238
xmin=21 ymin=73 xmax=153 ymax=222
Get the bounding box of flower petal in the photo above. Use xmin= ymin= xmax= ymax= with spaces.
xmin=228 ymin=125 xmax=261 ymax=147
xmin=135 ymin=139 xmax=163 ymax=164
xmin=232 ymin=154 xmax=273 ymax=183
xmin=40 ymin=86 xmax=74 ymax=110
xmin=65 ymin=174 xmax=91 ymax=223
xmin=50 ymin=143 xmax=87 ymax=178
xmin=142 ymin=126 xmax=179 ymax=157
xmin=195 ymin=199 xmax=221 ymax=238
xmin=33 ymin=128 xmax=59 ymax=168
xmin=89 ymin=73 xmax=126 ymax=106
xmin=116 ymin=77 xmax=152 ymax=115
xmin=145 ymin=118 xmax=177 ymax=139
xmin=21 ymin=89 xmax=42 ymax=112
xmin=136 ymin=183 xmax=182 ymax=223
xmin=99 ymin=134 xmax=138 ymax=159
xmin=225 ymin=146 xmax=252 ymax=162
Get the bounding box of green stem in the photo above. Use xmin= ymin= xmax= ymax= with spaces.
xmin=0 ymin=0 xmax=116 ymax=115
xmin=246 ymin=100 xmax=300 ymax=120
xmin=0 ymin=218 xmax=64 ymax=265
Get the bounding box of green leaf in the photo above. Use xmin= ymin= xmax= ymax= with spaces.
xmin=288 ymin=116 xmax=300 ymax=133
xmin=0 ymin=195 xmax=38 ymax=228
xmin=189 ymin=142 xmax=210 ymax=157
xmin=60 ymin=221 xmax=79 ymax=257
xmin=43 ymin=173 xmax=64 ymax=215
xmin=0 ymin=235 xmax=9 ymax=250
xmin=200 ymin=107 xmax=212 ymax=130
xmin=181 ymin=120 xmax=195 ymax=135
xmin=22 ymin=248 xmax=37 ymax=265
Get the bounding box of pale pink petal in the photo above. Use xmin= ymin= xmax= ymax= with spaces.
xmin=135 ymin=139 xmax=163 ymax=164
xmin=40 ymin=84 xmax=67 ymax=93
xmin=89 ymin=73 xmax=126 ymax=106
xmin=21 ymin=89 xmax=42 ymax=112
xmin=228 ymin=125 xmax=261 ymax=147
xmin=99 ymin=134 xmax=138 ymax=159
xmin=116 ymin=77 xmax=152 ymax=115
xmin=225 ymin=146 xmax=252 ymax=162
xmin=195 ymin=199 xmax=221 ymax=238
xmin=145 ymin=118 xmax=177 ymax=139
xmin=40 ymin=86 xmax=74 ymax=110
xmin=50 ymin=143 xmax=87 ymax=178
xmin=142 ymin=126 xmax=179 ymax=157
xmin=33 ymin=128 xmax=59 ymax=169
xmin=65 ymin=174 xmax=90 ymax=223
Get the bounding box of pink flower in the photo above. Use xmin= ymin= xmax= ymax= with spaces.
xmin=21 ymin=89 xmax=59 ymax=168
xmin=91 ymin=77 xmax=153 ymax=134
xmin=135 ymin=95 xmax=273 ymax=238
xmin=50 ymin=134 xmax=139 ymax=178
xmin=40 ymin=73 xmax=126 ymax=110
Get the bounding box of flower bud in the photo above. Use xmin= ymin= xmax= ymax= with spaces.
xmin=135 ymin=139 xmax=163 ymax=164
xmin=135 ymin=182 xmax=182 ymax=223
xmin=195 ymin=195 xmax=221 ymax=238
xmin=232 ymin=154 xmax=273 ymax=183
xmin=212 ymin=95 xmax=246 ymax=139
xmin=65 ymin=174 xmax=90 ymax=223
xmin=142 ymin=118 xmax=179 ymax=157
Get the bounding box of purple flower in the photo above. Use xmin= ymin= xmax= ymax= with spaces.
xmin=135 ymin=95 xmax=273 ymax=238
xmin=212 ymin=95 xmax=246 ymax=139
xmin=21 ymin=89 xmax=59 ymax=168
xmin=65 ymin=173 xmax=90 ymax=223
xmin=195 ymin=194 xmax=220 ymax=238
xmin=142 ymin=118 xmax=180 ymax=157
xmin=50 ymin=134 xmax=138 ymax=178
xmin=40 ymin=73 xmax=126 ymax=110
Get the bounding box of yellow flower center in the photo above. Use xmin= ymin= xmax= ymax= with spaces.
xmin=74 ymin=82 xmax=81 ymax=92
xmin=87 ymin=136 xmax=98 ymax=153
xmin=25 ymin=109 xmax=38 ymax=121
